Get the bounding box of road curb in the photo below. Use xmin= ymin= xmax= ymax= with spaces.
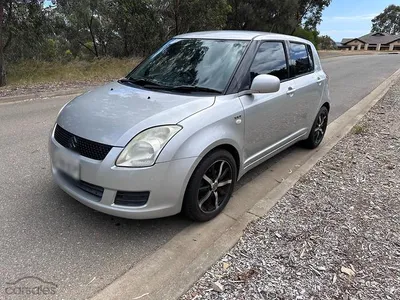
xmin=90 ymin=68 xmax=400 ymax=300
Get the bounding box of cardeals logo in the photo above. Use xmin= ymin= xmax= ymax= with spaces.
xmin=4 ymin=276 xmax=58 ymax=296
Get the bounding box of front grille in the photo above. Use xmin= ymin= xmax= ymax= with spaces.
xmin=114 ymin=191 xmax=150 ymax=207
xmin=54 ymin=125 xmax=112 ymax=161
xmin=60 ymin=172 xmax=104 ymax=201
xmin=75 ymin=181 xmax=104 ymax=199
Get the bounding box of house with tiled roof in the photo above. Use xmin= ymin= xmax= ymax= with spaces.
xmin=340 ymin=32 xmax=400 ymax=51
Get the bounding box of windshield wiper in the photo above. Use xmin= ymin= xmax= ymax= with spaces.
xmin=169 ymin=85 xmax=222 ymax=94
xmin=118 ymin=77 xmax=161 ymax=87
xmin=119 ymin=79 xmax=222 ymax=94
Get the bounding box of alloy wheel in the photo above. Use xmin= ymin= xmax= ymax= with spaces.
xmin=314 ymin=111 xmax=328 ymax=145
xmin=197 ymin=160 xmax=233 ymax=213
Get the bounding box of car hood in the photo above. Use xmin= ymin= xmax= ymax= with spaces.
xmin=56 ymin=82 xmax=215 ymax=147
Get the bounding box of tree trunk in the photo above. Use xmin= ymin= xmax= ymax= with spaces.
xmin=122 ymin=24 xmax=129 ymax=57
xmin=124 ymin=36 xmax=129 ymax=57
xmin=88 ymin=15 xmax=99 ymax=57
xmin=174 ymin=0 xmax=179 ymax=35
xmin=290 ymin=12 xmax=300 ymax=34
xmin=0 ymin=0 xmax=6 ymax=87
xmin=234 ymin=0 xmax=238 ymax=29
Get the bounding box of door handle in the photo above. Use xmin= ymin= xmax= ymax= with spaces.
xmin=287 ymin=87 xmax=296 ymax=96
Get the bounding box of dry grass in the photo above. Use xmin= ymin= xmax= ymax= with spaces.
xmin=318 ymin=50 xmax=400 ymax=59
xmin=6 ymin=58 xmax=141 ymax=86
xmin=318 ymin=50 xmax=379 ymax=59
xmin=352 ymin=124 xmax=367 ymax=135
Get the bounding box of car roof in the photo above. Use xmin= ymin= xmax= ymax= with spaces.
xmin=174 ymin=30 xmax=311 ymax=44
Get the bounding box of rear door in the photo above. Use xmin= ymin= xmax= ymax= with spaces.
xmin=288 ymin=42 xmax=325 ymax=128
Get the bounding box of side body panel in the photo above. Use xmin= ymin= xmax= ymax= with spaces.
xmin=292 ymin=73 xmax=324 ymax=128
xmin=287 ymin=39 xmax=328 ymax=130
xmin=158 ymin=94 xmax=245 ymax=175
xmin=239 ymin=79 xmax=309 ymax=170
xmin=159 ymin=37 xmax=330 ymax=182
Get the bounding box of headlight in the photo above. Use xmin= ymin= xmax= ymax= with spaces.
xmin=116 ymin=125 xmax=182 ymax=167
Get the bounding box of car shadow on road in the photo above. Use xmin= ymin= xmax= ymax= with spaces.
xmin=2 ymin=142 xmax=308 ymax=300
xmin=46 ymin=182 xmax=191 ymax=232
xmin=27 ymin=141 xmax=307 ymax=265
xmin=235 ymin=143 xmax=308 ymax=191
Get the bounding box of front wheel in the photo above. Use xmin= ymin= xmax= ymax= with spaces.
xmin=302 ymin=106 xmax=329 ymax=149
xmin=182 ymin=149 xmax=237 ymax=222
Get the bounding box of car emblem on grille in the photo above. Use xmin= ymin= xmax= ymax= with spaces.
xmin=68 ymin=136 xmax=78 ymax=150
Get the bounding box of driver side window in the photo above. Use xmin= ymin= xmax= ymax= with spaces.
xmin=249 ymin=42 xmax=289 ymax=84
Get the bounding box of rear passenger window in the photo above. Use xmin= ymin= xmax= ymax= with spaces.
xmin=289 ymin=43 xmax=314 ymax=77
xmin=249 ymin=42 xmax=288 ymax=82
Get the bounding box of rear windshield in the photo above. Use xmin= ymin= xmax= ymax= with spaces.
xmin=127 ymin=39 xmax=249 ymax=93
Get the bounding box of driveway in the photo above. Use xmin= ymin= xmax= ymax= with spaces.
xmin=1 ymin=54 xmax=400 ymax=299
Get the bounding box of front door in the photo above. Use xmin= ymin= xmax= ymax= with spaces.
xmin=240 ymin=41 xmax=304 ymax=169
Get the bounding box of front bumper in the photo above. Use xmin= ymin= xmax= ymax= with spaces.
xmin=49 ymin=135 xmax=198 ymax=219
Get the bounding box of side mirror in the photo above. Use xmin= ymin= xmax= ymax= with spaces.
xmin=250 ymin=74 xmax=280 ymax=94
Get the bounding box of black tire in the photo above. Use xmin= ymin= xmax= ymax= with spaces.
xmin=182 ymin=149 xmax=237 ymax=222
xmin=302 ymin=106 xmax=329 ymax=149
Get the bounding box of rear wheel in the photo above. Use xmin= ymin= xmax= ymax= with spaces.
xmin=302 ymin=106 xmax=329 ymax=149
xmin=182 ymin=149 xmax=237 ymax=222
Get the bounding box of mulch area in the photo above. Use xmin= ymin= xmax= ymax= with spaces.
xmin=182 ymin=81 xmax=400 ymax=300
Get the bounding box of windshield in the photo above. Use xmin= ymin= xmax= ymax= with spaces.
xmin=126 ymin=39 xmax=249 ymax=93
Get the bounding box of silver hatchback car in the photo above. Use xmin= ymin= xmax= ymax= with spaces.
xmin=49 ymin=31 xmax=330 ymax=221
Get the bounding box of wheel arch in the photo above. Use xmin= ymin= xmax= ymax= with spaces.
xmin=181 ymin=143 xmax=241 ymax=221
xmin=179 ymin=140 xmax=243 ymax=212
xmin=212 ymin=144 xmax=241 ymax=175
xmin=194 ymin=140 xmax=242 ymax=178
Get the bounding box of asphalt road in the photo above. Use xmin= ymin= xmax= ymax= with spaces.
xmin=1 ymin=54 xmax=400 ymax=300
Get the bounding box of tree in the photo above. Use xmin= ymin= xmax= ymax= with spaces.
xmin=226 ymin=0 xmax=298 ymax=33
xmin=0 ymin=0 xmax=5 ymax=86
xmin=293 ymin=27 xmax=319 ymax=46
xmin=56 ymin=0 xmax=101 ymax=57
xmin=107 ymin=0 xmax=164 ymax=57
xmin=157 ymin=0 xmax=231 ymax=38
xmin=318 ymin=35 xmax=336 ymax=50
xmin=294 ymin=0 xmax=331 ymax=33
xmin=0 ymin=0 xmax=46 ymax=86
xmin=372 ymin=5 xmax=400 ymax=35
xmin=226 ymin=0 xmax=331 ymax=34
xmin=0 ymin=0 xmax=333 ymax=86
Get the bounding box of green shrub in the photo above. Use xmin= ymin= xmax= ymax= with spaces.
xmin=293 ymin=27 xmax=319 ymax=47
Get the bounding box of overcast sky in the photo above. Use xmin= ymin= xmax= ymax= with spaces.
xmin=318 ymin=0 xmax=396 ymax=41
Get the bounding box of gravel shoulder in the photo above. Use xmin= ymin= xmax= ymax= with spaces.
xmin=182 ymin=81 xmax=400 ymax=300
xmin=0 ymin=81 xmax=102 ymax=98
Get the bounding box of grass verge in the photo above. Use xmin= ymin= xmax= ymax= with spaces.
xmin=6 ymin=58 xmax=141 ymax=86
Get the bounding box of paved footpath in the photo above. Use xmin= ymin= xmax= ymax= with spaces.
xmin=182 ymin=81 xmax=400 ymax=299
